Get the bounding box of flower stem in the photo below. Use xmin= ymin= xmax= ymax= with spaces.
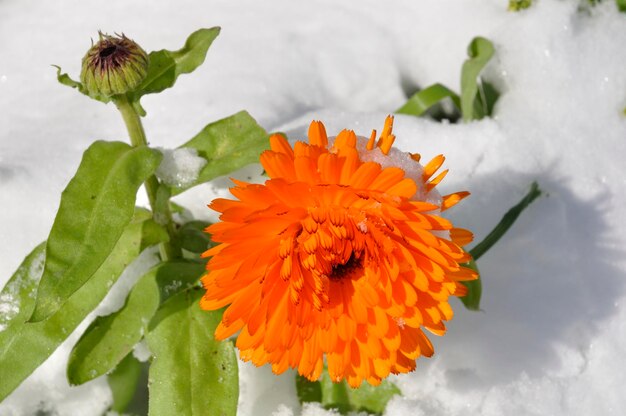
xmin=114 ymin=95 xmax=181 ymax=260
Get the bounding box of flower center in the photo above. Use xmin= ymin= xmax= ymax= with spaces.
xmin=330 ymin=254 xmax=362 ymax=280
xmin=99 ymin=45 xmax=117 ymax=58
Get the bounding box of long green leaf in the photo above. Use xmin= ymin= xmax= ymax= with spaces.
xmin=174 ymin=110 xmax=268 ymax=195
xmin=30 ymin=141 xmax=162 ymax=322
xmin=0 ymin=242 xmax=46 ymax=333
xmin=0 ymin=211 xmax=168 ymax=401
xmin=108 ymin=353 xmax=143 ymax=413
xmin=474 ymin=80 xmax=499 ymax=119
xmin=129 ymin=28 xmax=220 ymax=103
xmin=459 ymin=259 xmax=482 ymax=311
xmin=396 ymin=83 xmax=460 ymax=117
xmin=146 ymin=288 xmax=238 ymax=416
xmin=296 ymin=373 xmax=401 ymax=416
xmin=470 ymin=182 xmax=542 ymax=261
xmin=460 ymin=37 xmax=495 ymax=122
xmin=67 ymin=260 xmax=205 ymax=385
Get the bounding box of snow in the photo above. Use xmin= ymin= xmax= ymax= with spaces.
xmin=1 ymin=0 xmax=626 ymax=415
xmin=0 ymin=246 xmax=43 ymax=332
xmin=349 ymin=134 xmax=442 ymax=206
xmin=132 ymin=340 xmax=152 ymax=363
xmin=0 ymin=293 xmax=20 ymax=332
xmin=155 ymin=147 xmax=207 ymax=188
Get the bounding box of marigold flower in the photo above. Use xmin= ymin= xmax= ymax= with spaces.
xmin=201 ymin=116 xmax=477 ymax=387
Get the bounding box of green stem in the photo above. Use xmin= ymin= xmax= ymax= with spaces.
xmin=114 ymin=95 xmax=181 ymax=260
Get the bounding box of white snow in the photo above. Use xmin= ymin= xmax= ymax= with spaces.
xmin=132 ymin=340 xmax=152 ymax=363
xmin=1 ymin=0 xmax=626 ymax=415
xmin=273 ymin=404 xmax=296 ymax=416
xmin=0 ymin=293 xmax=20 ymax=332
xmin=0 ymin=247 xmax=43 ymax=332
xmin=155 ymin=147 xmax=207 ymax=188
xmin=349 ymin=134 xmax=442 ymax=206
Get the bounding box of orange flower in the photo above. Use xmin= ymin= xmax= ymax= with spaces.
xmin=201 ymin=116 xmax=477 ymax=387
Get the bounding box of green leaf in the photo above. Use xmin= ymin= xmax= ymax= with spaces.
xmin=128 ymin=28 xmax=220 ymax=104
xmin=29 ymin=141 xmax=162 ymax=322
xmin=618 ymin=0 xmax=626 ymax=12
xmin=296 ymin=373 xmax=401 ymax=415
xmin=130 ymin=50 xmax=176 ymax=97
xmin=396 ymin=83 xmax=461 ymax=117
xmin=0 ymin=242 xmax=45 ymax=333
xmin=470 ymin=181 xmax=542 ymax=261
xmin=475 ymin=80 xmax=499 ymax=118
xmin=460 ymin=37 xmax=495 ymax=122
xmin=179 ymin=221 xmax=214 ymax=254
xmin=108 ymin=353 xmax=143 ymax=413
xmin=169 ymin=28 xmax=221 ymax=76
xmin=53 ymin=65 xmax=111 ymax=104
xmin=459 ymin=258 xmax=482 ymax=311
xmin=146 ymin=288 xmax=238 ymax=416
xmin=169 ymin=201 xmax=186 ymax=214
xmin=319 ymin=376 xmax=352 ymax=414
xmin=342 ymin=379 xmax=401 ymax=415
xmin=67 ymin=260 xmax=205 ymax=385
xmin=0 ymin=211 xmax=167 ymax=401
xmin=174 ymin=110 xmax=268 ymax=195
xmin=296 ymin=373 xmax=323 ymax=404
xmin=396 ymin=37 xmax=497 ymax=122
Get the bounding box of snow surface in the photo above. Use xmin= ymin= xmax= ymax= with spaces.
xmin=1 ymin=0 xmax=626 ymax=415
xmin=155 ymin=147 xmax=207 ymax=188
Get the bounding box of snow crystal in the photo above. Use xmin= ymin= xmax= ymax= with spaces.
xmin=0 ymin=293 xmax=19 ymax=331
xmin=328 ymin=135 xmax=443 ymax=207
xmin=155 ymin=147 xmax=207 ymax=188
xmin=272 ymin=404 xmax=295 ymax=416
xmin=0 ymin=248 xmax=44 ymax=332
xmin=27 ymin=250 xmax=45 ymax=283
xmin=394 ymin=317 xmax=406 ymax=329
xmin=132 ymin=340 xmax=152 ymax=362
xmin=356 ymin=219 xmax=368 ymax=233
xmin=300 ymin=403 xmax=341 ymax=416
xmin=163 ymin=279 xmax=182 ymax=295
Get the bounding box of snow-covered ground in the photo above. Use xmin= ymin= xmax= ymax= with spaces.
xmin=1 ymin=0 xmax=625 ymax=415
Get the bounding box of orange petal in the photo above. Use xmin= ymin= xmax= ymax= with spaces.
xmin=308 ymin=120 xmax=328 ymax=148
xmin=441 ymin=191 xmax=470 ymax=211
xmin=422 ymin=154 xmax=445 ymax=182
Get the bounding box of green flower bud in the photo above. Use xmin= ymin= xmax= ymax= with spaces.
xmin=80 ymin=32 xmax=149 ymax=98
xmin=508 ymin=0 xmax=532 ymax=11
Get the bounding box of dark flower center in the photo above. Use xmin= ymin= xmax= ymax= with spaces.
xmin=330 ymin=254 xmax=362 ymax=280
xmin=99 ymin=45 xmax=117 ymax=58
xmin=90 ymin=36 xmax=137 ymax=71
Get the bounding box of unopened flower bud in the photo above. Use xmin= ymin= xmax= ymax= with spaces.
xmin=80 ymin=32 xmax=149 ymax=98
